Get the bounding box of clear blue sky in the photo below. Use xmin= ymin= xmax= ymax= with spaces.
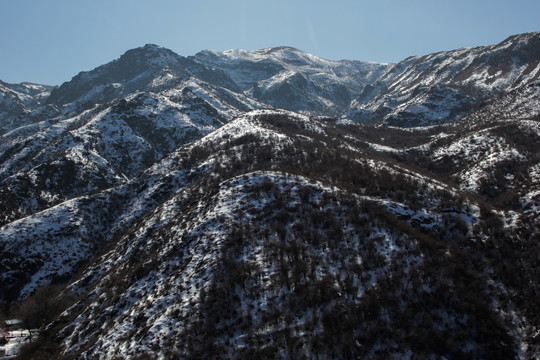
xmin=1 ymin=0 xmax=539 ymax=85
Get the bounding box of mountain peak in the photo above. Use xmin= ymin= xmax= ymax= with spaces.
xmin=259 ymin=45 xmax=303 ymax=54
xmin=130 ymin=43 xmax=175 ymax=56
xmin=46 ymin=44 xmax=186 ymax=106
xmin=141 ymin=43 xmax=164 ymax=50
xmin=118 ymin=43 xmax=183 ymax=68
xmin=209 ymin=46 xmax=310 ymax=63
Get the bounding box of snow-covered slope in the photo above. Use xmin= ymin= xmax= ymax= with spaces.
xmin=45 ymin=45 xmax=188 ymax=108
xmin=345 ymin=31 xmax=540 ymax=126
xmin=0 ymin=81 xmax=53 ymax=133
xmin=1 ymin=109 xmax=538 ymax=358
xmin=0 ymin=83 xmax=262 ymax=226
xmin=193 ymin=46 xmax=391 ymax=116
xmin=56 ymin=170 xmax=431 ymax=359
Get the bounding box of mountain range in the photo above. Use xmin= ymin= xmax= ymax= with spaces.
xmin=0 ymin=31 xmax=539 ymax=359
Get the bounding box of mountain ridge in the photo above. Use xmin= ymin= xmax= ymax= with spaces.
xmin=345 ymin=31 xmax=540 ymax=125
xmin=4 ymin=30 xmax=539 ymax=130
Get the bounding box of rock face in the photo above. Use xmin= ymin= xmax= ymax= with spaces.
xmin=0 ymin=31 xmax=539 ymax=359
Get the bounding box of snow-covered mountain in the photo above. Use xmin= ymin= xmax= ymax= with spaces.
xmin=0 ymin=81 xmax=53 ymax=134
xmin=1 ymin=108 xmax=535 ymax=358
xmin=1 ymin=31 xmax=540 ymax=359
xmin=0 ymin=47 xmax=273 ymax=226
xmin=192 ymin=46 xmax=391 ymax=115
xmin=345 ymin=31 xmax=540 ymax=126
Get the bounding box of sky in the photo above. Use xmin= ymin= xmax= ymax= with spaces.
xmin=1 ymin=0 xmax=539 ymax=85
